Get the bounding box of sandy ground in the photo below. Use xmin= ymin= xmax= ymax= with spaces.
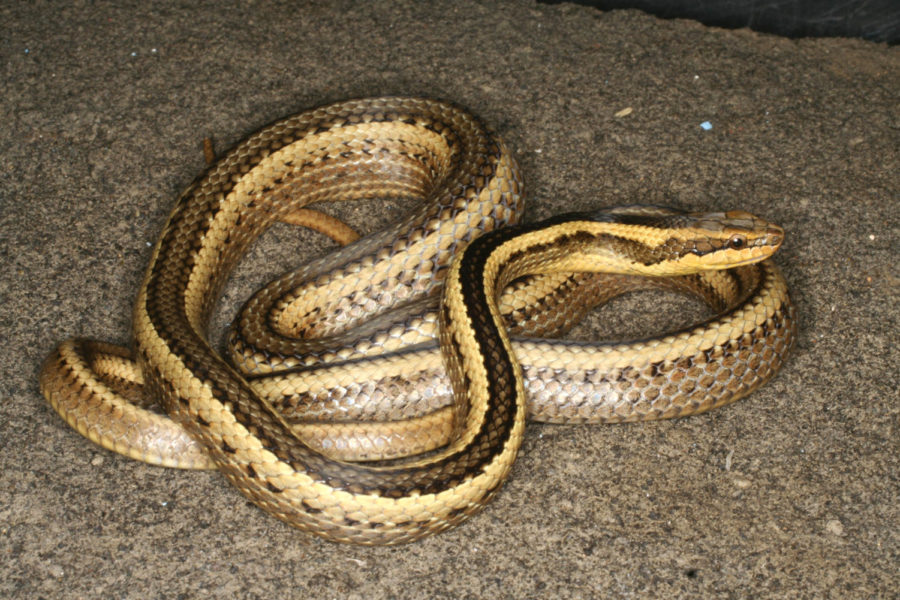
xmin=2 ymin=2 xmax=897 ymax=598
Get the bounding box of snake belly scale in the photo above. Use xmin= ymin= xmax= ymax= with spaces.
xmin=40 ymin=97 xmax=795 ymax=545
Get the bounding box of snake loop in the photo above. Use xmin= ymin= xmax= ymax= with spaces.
xmin=40 ymin=97 xmax=795 ymax=544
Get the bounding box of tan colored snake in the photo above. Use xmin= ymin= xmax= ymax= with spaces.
xmin=40 ymin=97 xmax=795 ymax=545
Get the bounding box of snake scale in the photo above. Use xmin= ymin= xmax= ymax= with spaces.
xmin=40 ymin=97 xmax=795 ymax=544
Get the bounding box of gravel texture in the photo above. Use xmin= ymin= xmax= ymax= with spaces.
xmin=1 ymin=1 xmax=897 ymax=598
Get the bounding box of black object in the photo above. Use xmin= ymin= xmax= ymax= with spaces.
xmin=539 ymin=0 xmax=899 ymax=44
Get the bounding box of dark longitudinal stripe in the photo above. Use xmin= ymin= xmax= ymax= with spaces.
xmin=456 ymin=229 xmax=522 ymax=431
xmin=503 ymin=219 xmax=673 ymax=268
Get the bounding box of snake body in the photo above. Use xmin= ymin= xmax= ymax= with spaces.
xmin=40 ymin=97 xmax=795 ymax=544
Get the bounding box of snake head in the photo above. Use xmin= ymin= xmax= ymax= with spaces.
xmin=675 ymin=209 xmax=785 ymax=269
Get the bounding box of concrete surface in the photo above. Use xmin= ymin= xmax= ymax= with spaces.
xmin=1 ymin=1 xmax=897 ymax=598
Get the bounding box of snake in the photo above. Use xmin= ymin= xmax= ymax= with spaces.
xmin=39 ymin=97 xmax=795 ymax=545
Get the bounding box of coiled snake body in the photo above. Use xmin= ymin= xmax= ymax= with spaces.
xmin=40 ymin=97 xmax=795 ymax=545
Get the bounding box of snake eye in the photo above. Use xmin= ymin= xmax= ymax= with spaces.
xmin=727 ymin=234 xmax=747 ymax=250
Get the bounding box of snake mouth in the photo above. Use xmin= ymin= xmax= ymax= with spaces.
xmin=728 ymin=254 xmax=773 ymax=267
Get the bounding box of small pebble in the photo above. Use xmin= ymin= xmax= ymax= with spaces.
xmin=733 ymin=476 xmax=752 ymax=489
